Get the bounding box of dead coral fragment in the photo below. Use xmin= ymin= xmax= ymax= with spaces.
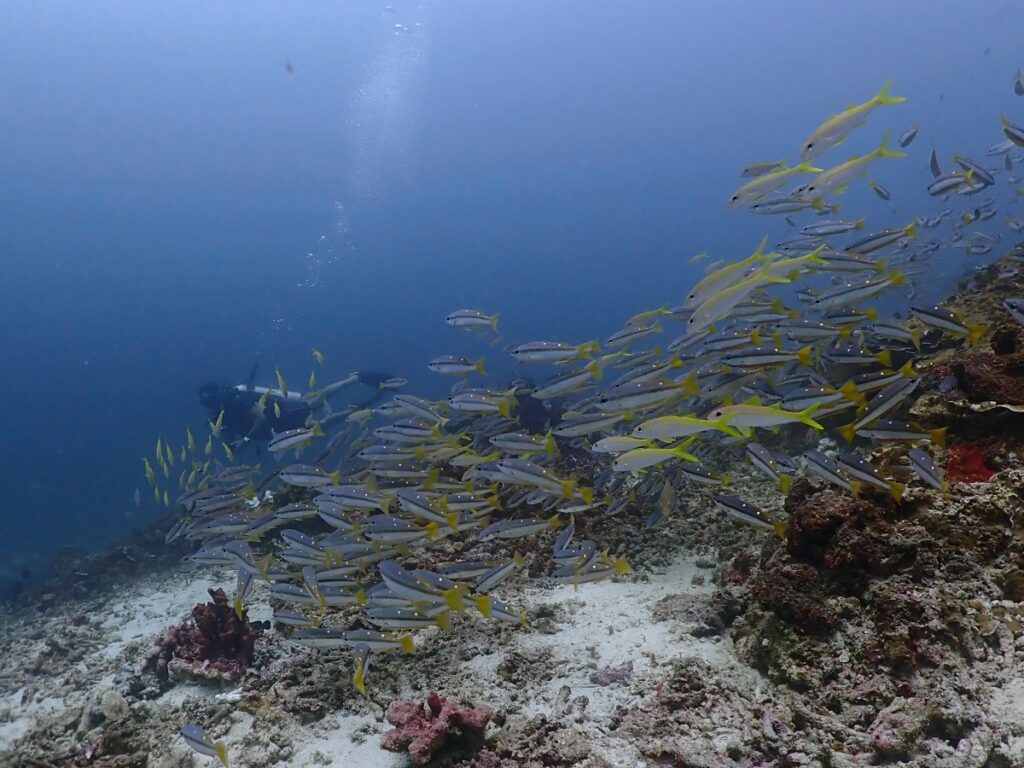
xmin=144 ymin=587 xmax=259 ymax=683
xmin=381 ymin=691 xmax=492 ymax=765
xmin=943 ymin=325 xmax=1024 ymax=405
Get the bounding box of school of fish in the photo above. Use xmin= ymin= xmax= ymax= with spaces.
xmin=163 ymin=78 xmax=1024 ymax=761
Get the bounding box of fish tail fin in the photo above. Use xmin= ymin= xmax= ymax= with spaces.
xmin=445 ymin=510 xmax=460 ymax=532
xmin=584 ymin=359 xmax=603 ymax=379
xmin=796 ymin=345 xmax=813 ymax=366
xmin=579 ymin=340 xmax=600 ymax=358
xmin=475 ymin=357 xmax=487 ymax=375
xmin=434 ymin=610 xmax=450 ymax=634
xmin=751 ymin=235 xmax=769 ymax=259
xmin=311 ymin=423 xmax=324 ymax=437
xmin=580 ymin=485 xmax=594 ymax=505
xmin=444 ymin=586 xmax=468 ymax=612
xmin=904 ymin=222 xmax=918 ymax=239
xmin=714 ymin=416 xmax=742 ymax=437
xmin=474 ymin=594 xmax=493 ymax=618
xmin=910 ymin=326 xmax=922 ymax=350
xmin=353 ymin=659 xmax=366 ymax=694
xmin=544 ymin=429 xmax=559 ymax=456
xmin=855 ymin=218 xmax=865 ymax=230
xmin=400 ymin=635 xmax=416 ymax=653
xmin=875 ymin=131 xmax=906 ymax=159
xmin=968 ymin=324 xmax=985 ymax=346
xmin=680 ymin=371 xmax=699 ymax=396
xmin=898 ymin=360 xmax=916 ymax=376
xmin=215 ymin=743 xmax=229 ymax=767
xmin=490 ymin=313 xmax=500 ymax=333
xmin=887 ymin=269 xmax=905 ymax=286
xmin=876 ymin=348 xmax=893 ymax=368
xmin=498 ymin=396 xmax=516 ymax=419
xmin=772 ymin=520 xmax=788 ymax=539
xmin=875 ymin=79 xmax=906 ymax=105
xmin=850 ymin=480 xmax=863 ymax=498
xmin=779 ymin=473 xmax=792 ymax=494
xmin=720 ymin=474 xmax=731 ymax=487
xmin=889 ymin=481 xmax=906 ymax=502
xmin=561 ymin=478 xmax=576 ymax=500
xmin=838 ymin=423 xmax=857 ymax=443
xmin=749 ymin=328 xmax=762 ymax=345
xmin=807 ymin=244 xmax=829 ymax=265
xmin=839 ymin=324 xmax=852 ymax=340
xmin=800 ymin=402 xmax=823 ymax=429
xmin=931 ymin=427 xmax=948 ymax=448
xmin=611 ymin=555 xmax=632 ymax=574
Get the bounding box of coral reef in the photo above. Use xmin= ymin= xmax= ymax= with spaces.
xmin=945 ymin=440 xmax=996 ymax=484
xmin=144 ymin=587 xmax=259 ymax=683
xmin=380 ymin=691 xmax=492 ymax=765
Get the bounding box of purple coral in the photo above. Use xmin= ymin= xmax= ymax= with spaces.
xmin=144 ymin=588 xmax=259 ymax=682
xmin=380 ymin=691 xmax=492 ymax=765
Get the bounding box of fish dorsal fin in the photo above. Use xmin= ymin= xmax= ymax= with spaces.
xmin=742 ymin=395 xmax=762 ymax=406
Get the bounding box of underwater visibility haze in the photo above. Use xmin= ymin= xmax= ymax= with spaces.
xmin=7 ymin=1 xmax=1024 ymax=763
xmin=3 ymin=0 xmax=1022 ymax=578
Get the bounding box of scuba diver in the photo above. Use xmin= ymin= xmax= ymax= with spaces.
xmin=199 ymin=366 xmax=393 ymax=449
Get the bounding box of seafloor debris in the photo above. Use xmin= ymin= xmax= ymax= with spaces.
xmin=380 ymin=691 xmax=492 ymax=765
xmin=144 ymin=587 xmax=259 ymax=683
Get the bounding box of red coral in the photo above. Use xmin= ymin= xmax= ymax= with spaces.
xmin=381 ymin=691 xmax=492 ymax=765
xmin=144 ymin=588 xmax=259 ymax=682
xmin=945 ymin=441 xmax=994 ymax=484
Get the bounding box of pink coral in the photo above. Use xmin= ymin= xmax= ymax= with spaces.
xmin=380 ymin=691 xmax=492 ymax=765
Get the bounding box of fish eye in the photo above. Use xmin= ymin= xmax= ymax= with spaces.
xmin=806 ymin=142 xmax=814 ymax=149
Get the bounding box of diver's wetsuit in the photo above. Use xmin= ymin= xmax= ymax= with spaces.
xmin=199 ymin=371 xmax=393 ymax=445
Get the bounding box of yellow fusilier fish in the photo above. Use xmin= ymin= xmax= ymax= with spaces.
xmin=143 ymin=457 xmax=156 ymax=485
xmin=273 ymin=401 xmax=282 ymax=419
xmin=686 ymin=268 xmax=791 ymax=334
xmin=164 ymin=441 xmax=175 ymax=467
xmin=683 ymin=237 xmax=776 ymax=310
xmin=186 ymin=425 xmax=196 ymax=453
xmin=275 ymin=368 xmax=289 ymax=399
xmin=155 ymin=437 xmax=163 ymax=462
xmin=624 ymin=305 xmax=671 ymax=328
xmin=800 ymin=80 xmax=906 ymax=161
xmin=611 ymin=443 xmax=698 ymax=473
xmin=728 ymin=162 xmax=821 ymax=207
xmin=163 ymin=489 xmax=170 ymax=507
xmin=308 ymin=370 xmax=316 ymax=390
xmin=632 ymin=413 xmax=742 ymax=441
xmin=760 ymin=245 xmax=828 ymax=279
xmin=223 ymin=442 xmax=235 ymax=461
xmin=706 ymin=398 xmax=822 ymax=433
xmin=800 ymin=134 xmax=905 ymax=199
xmin=312 ymin=347 xmax=325 ymax=364
xmin=209 ymin=409 xmax=225 ymax=437
xmin=347 ymin=408 xmax=374 ymax=425
xmin=204 ymin=434 xmax=213 ymax=456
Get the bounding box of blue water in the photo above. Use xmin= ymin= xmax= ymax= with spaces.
xmin=1 ymin=0 xmax=1022 ymax=583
